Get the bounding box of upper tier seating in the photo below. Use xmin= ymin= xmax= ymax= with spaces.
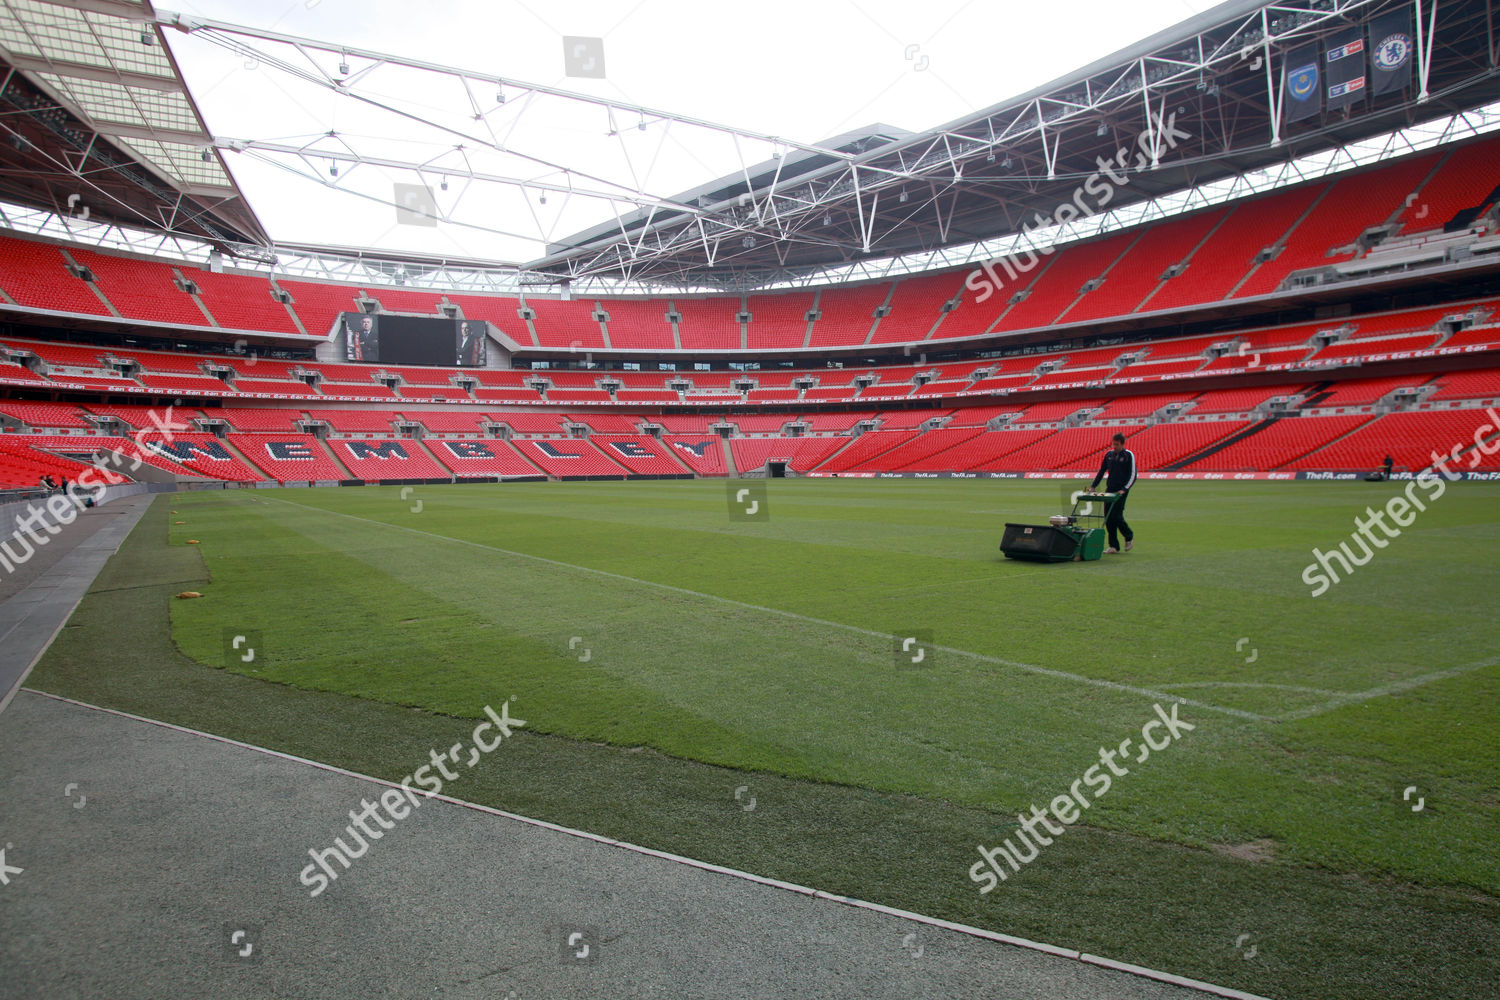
xmin=0 ymin=235 xmax=110 ymax=315
xmin=675 ymin=298 xmax=742 ymax=351
xmin=68 ymin=248 xmax=205 ymax=326
xmin=1234 ymin=152 xmax=1443 ymax=297
xmin=187 ymin=268 xmax=302 ymax=334
xmin=603 ymin=299 xmax=676 ymax=351
xmin=747 ymin=292 xmax=814 ymax=350
xmin=1394 ymin=132 xmax=1500 ymax=232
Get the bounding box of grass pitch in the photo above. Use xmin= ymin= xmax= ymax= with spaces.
xmin=28 ymin=479 xmax=1500 ymax=999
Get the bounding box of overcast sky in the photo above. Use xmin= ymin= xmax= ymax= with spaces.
xmin=161 ymin=0 xmax=1225 ymax=265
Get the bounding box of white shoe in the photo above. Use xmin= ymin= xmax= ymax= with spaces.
xmin=1124 ymin=540 xmax=1133 ymax=552
xmin=1104 ymin=547 xmax=1119 ymax=554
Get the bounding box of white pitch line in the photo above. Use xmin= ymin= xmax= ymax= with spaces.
xmin=1276 ymin=656 xmax=1500 ymax=722
xmin=257 ymin=495 xmax=1271 ymax=722
xmin=1160 ymin=682 xmax=1344 ymax=696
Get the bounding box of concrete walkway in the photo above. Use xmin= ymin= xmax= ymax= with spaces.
xmin=0 ymin=494 xmax=152 ymax=712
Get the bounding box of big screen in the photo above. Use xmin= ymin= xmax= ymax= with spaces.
xmin=341 ymin=313 xmax=488 ymax=367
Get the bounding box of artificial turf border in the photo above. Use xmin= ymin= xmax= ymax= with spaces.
xmin=22 ymin=495 xmax=1500 ymax=1000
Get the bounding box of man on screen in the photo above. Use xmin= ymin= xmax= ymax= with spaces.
xmin=347 ymin=314 xmax=379 ymax=362
xmin=1089 ymin=431 xmax=1137 ymax=554
xmin=456 ymin=320 xmax=484 ymax=366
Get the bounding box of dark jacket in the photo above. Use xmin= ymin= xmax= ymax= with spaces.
xmin=1092 ymin=447 xmax=1137 ymax=493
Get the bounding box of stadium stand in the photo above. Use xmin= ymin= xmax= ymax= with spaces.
xmin=569 ymin=412 xmax=641 ymax=433
xmin=997 ymin=230 xmax=1137 ymax=331
xmin=994 ymin=424 xmax=1148 ymax=471
xmin=0 ymin=437 xmax=127 ymax=488
xmin=0 ymin=359 xmax=50 ymax=384
xmin=664 ymin=436 xmax=728 ymax=476
xmin=1121 ymin=420 xmax=1251 ymax=468
xmin=212 ymin=409 xmax=307 ymax=432
xmin=1427 ymin=367 xmax=1500 ymax=401
xmin=0 ymin=235 xmax=111 ymax=315
xmin=442 ymin=293 xmax=532 ymax=345
xmin=527 ymin=298 xmax=605 ymax=349
xmin=364 ymin=286 xmax=446 ymax=315
xmin=1183 ymin=415 xmax=1373 ymax=471
xmin=187 ymin=268 xmax=302 ymax=334
xmin=591 ymin=436 xmax=692 ymax=475
xmin=871 ymin=272 xmax=965 ymax=344
xmin=1148 ymin=182 xmax=1327 ymax=309
xmin=0 ymin=401 xmax=93 ymax=429
xmin=1092 ymin=207 xmax=1230 ymax=319
xmin=1394 ymin=132 xmax=1500 ymax=232
xmin=331 ymin=438 xmax=450 ymax=479
xmin=1234 ymin=153 xmax=1444 ymax=297
xmin=67 ymin=248 xmax=206 ymax=326
xmin=490 ymin=412 xmax=569 ymax=435
xmin=404 ymin=410 xmax=491 ymax=434
xmin=511 ymin=438 xmax=630 ymax=477
xmin=230 ymin=433 xmax=349 ymax=481
xmin=425 ymin=437 xmax=545 ymax=477
xmin=233 ymin=379 xmax=321 ymax=397
xmin=602 ymin=299 xmax=676 ymax=350
xmin=747 ymin=292 xmax=814 ymax=350
xmin=1286 ymin=409 xmax=1499 ymax=472
xmin=275 ymin=279 xmax=363 ymax=335
xmin=675 ymin=297 xmax=743 ymax=351
xmin=304 ymin=409 xmax=402 ymax=434
xmin=808 ymin=282 xmax=889 ymax=347
xmin=133 ymin=432 xmax=266 ymax=482
xmin=815 ymin=430 xmax=919 ymax=473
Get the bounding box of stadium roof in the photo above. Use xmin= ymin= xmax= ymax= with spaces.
xmin=0 ymin=0 xmax=1496 ymax=291
xmin=0 ymin=0 xmax=265 ymax=245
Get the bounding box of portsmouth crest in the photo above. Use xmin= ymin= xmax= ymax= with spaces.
xmin=1289 ymin=63 xmax=1319 ymax=100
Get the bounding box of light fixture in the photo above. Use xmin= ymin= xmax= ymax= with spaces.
xmin=496 ymin=87 xmax=505 ymax=104
xmin=139 ymin=27 xmax=154 ymax=45
xmin=200 ymin=147 xmax=212 ymax=162
xmin=338 ymin=54 xmax=350 ymax=75
xmin=1002 ymin=156 xmax=1013 ymax=169
xmin=440 ymin=177 xmax=448 ymax=191
xmin=986 ymin=151 xmax=996 ymax=163
xmin=1097 ymin=123 xmax=1108 ymax=136
xmin=637 ymin=115 xmax=647 ymax=131
xmin=329 ymin=163 xmax=339 ymax=177
xmin=823 ymin=214 xmax=832 ymax=226
xmin=539 ymin=192 xmax=547 ymax=205
xmin=899 ymin=189 xmax=908 ymax=202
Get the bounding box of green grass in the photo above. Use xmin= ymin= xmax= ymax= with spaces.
xmin=27 ymin=480 xmax=1500 ymax=999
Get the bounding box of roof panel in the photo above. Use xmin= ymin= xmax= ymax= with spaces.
xmin=40 ymin=72 xmax=197 ymax=131
xmin=115 ymin=136 xmax=229 ymax=189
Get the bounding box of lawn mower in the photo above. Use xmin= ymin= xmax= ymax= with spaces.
xmin=999 ymin=491 xmax=1118 ymax=562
